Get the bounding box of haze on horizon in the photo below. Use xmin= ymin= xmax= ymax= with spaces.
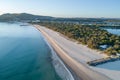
xmin=0 ymin=0 xmax=120 ymax=18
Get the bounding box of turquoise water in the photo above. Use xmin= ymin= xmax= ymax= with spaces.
xmin=0 ymin=23 xmax=61 ymax=80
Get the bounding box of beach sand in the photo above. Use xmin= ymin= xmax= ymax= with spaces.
xmin=34 ymin=25 xmax=111 ymax=80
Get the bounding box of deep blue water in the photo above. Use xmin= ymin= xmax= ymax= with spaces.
xmin=0 ymin=23 xmax=61 ymax=80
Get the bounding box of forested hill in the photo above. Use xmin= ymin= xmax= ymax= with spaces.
xmin=0 ymin=13 xmax=54 ymax=22
xmin=0 ymin=13 xmax=120 ymax=23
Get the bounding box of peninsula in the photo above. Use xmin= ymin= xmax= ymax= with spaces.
xmin=34 ymin=25 xmax=111 ymax=80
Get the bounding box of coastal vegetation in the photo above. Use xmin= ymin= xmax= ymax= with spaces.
xmin=0 ymin=13 xmax=120 ymax=27
xmin=34 ymin=22 xmax=120 ymax=56
xmin=0 ymin=13 xmax=119 ymax=56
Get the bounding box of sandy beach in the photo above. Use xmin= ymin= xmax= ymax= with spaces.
xmin=34 ymin=25 xmax=111 ymax=80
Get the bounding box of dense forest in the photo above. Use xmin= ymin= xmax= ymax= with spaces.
xmin=33 ymin=22 xmax=120 ymax=56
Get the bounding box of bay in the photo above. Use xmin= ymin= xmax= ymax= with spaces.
xmin=0 ymin=23 xmax=61 ymax=80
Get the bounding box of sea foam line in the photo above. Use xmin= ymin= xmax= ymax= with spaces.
xmin=42 ymin=35 xmax=74 ymax=80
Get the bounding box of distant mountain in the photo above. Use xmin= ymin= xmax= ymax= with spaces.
xmin=0 ymin=13 xmax=54 ymax=22
xmin=0 ymin=13 xmax=120 ymax=23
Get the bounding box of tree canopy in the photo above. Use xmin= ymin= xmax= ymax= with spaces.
xmin=34 ymin=22 xmax=120 ymax=56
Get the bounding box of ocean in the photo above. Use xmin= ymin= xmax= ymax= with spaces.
xmin=0 ymin=22 xmax=63 ymax=80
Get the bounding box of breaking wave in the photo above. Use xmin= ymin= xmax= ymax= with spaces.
xmin=44 ymin=38 xmax=74 ymax=80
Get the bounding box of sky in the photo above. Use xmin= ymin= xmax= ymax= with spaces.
xmin=0 ymin=0 xmax=120 ymax=18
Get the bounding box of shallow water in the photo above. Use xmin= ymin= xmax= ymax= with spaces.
xmin=105 ymin=28 xmax=120 ymax=35
xmin=97 ymin=28 xmax=120 ymax=71
xmin=0 ymin=23 xmax=61 ymax=80
xmin=97 ymin=60 xmax=120 ymax=71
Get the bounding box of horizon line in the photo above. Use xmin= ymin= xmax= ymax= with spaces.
xmin=0 ymin=12 xmax=120 ymax=19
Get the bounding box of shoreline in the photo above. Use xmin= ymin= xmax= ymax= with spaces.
xmin=43 ymin=35 xmax=75 ymax=80
xmin=50 ymin=43 xmax=80 ymax=80
xmin=35 ymin=25 xmax=81 ymax=80
xmin=34 ymin=25 xmax=111 ymax=80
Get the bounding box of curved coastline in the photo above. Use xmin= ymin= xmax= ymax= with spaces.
xmin=34 ymin=25 xmax=111 ymax=80
xmin=42 ymin=33 xmax=75 ymax=80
